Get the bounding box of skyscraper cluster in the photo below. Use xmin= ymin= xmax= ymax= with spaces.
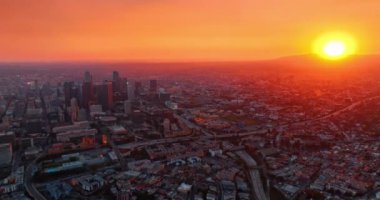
xmin=63 ymin=71 xmax=159 ymax=122
xmin=62 ymin=71 xmax=126 ymax=121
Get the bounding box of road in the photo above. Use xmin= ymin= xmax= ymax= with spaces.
xmin=283 ymin=95 xmax=380 ymax=128
xmin=118 ymin=135 xmax=195 ymax=150
xmin=25 ymin=92 xmax=51 ymax=200
xmin=108 ymin=133 xmax=127 ymax=170
xmin=25 ymin=154 xmax=47 ymax=200
xmin=275 ymin=95 xmax=380 ymax=140
xmin=120 ymin=95 xmax=380 ymax=151
xmin=174 ymin=113 xmax=215 ymax=136
xmin=236 ymin=151 xmax=267 ymax=200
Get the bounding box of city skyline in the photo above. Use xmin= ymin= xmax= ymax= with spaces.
xmin=0 ymin=67 xmax=379 ymax=200
xmin=0 ymin=1 xmax=380 ymax=200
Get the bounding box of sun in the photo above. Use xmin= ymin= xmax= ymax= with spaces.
xmin=323 ymin=41 xmax=346 ymax=57
xmin=313 ymin=32 xmax=357 ymax=60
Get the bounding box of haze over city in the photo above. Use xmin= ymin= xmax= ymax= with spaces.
xmin=0 ymin=1 xmax=380 ymax=200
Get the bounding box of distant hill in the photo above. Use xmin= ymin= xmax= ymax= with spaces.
xmin=252 ymin=54 xmax=380 ymax=71
xmin=1 ymin=54 xmax=379 ymax=74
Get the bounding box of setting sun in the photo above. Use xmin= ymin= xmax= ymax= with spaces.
xmin=323 ymin=41 xmax=346 ymax=57
xmin=313 ymin=32 xmax=357 ymax=60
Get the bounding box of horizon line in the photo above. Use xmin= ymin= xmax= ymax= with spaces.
xmin=0 ymin=53 xmax=379 ymax=65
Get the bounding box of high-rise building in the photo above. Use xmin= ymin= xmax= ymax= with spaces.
xmin=63 ymin=81 xmax=75 ymax=106
xmin=119 ymin=78 xmax=128 ymax=100
xmin=112 ymin=71 xmax=121 ymax=93
xmin=69 ymin=98 xmax=79 ymax=122
xmin=107 ymin=81 xmax=113 ymax=109
xmin=82 ymin=71 xmax=94 ymax=109
xmin=82 ymin=82 xmax=93 ymax=109
xmin=149 ymin=80 xmax=157 ymax=93
xmin=64 ymin=81 xmax=81 ymax=108
xmin=97 ymin=81 xmax=114 ymax=110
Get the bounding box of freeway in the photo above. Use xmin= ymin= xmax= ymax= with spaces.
xmin=316 ymin=95 xmax=380 ymax=120
xmin=118 ymin=95 xmax=380 ymax=158
xmin=282 ymin=95 xmax=380 ymax=128
xmin=25 ymin=154 xmax=47 ymax=200
xmin=236 ymin=151 xmax=267 ymax=200
xmin=24 ymin=92 xmax=53 ymax=200
xmin=118 ymin=135 xmax=196 ymax=149
xmin=275 ymin=95 xmax=380 ymax=140
xmin=174 ymin=113 xmax=215 ymax=136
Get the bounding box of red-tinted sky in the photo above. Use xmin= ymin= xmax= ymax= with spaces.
xmin=0 ymin=0 xmax=379 ymax=61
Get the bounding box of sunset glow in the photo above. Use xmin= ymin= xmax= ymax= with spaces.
xmin=313 ymin=32 xmax=357 ymax=60
xmin=0 ymin=0 xmax=378 ymax=61
xmin=1 ymin=1 xmax=380 ymax=199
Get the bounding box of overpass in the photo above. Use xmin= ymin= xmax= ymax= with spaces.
xmin=236 ymin=151 xmax=267 ymax=200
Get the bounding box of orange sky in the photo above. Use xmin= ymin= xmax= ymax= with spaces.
xmin=0 ymin=0 xmax=379 ymax=62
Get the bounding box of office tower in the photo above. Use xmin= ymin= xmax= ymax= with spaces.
xmin=120 ymin=78 xmax=128 ymax=100
xmin=69 ymin=98 xmax=79 ymax=122
xmin=112 ymin=71 xmax=121 ymax=93
xmin=63 ymin=81 xmax=75 ymax=106
xmin=64 ymin=81 xmax=81 ymax=108
xmin=82 ymin=82 xmax=93 ymax=109
xmin=94 ymin=84 xmax=102 ymax=106
xmin=97 ymin=81 xmax=114 ymax=110
xmin=107 ymin=81 xmax=113 ymax=109
xmin=149 ymin=80 xmax=157 ymax=93
xmin=82 ymin=71 xmax=94 ymax=109
xmin=71 ymin=86 xmax=80 ymax=107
